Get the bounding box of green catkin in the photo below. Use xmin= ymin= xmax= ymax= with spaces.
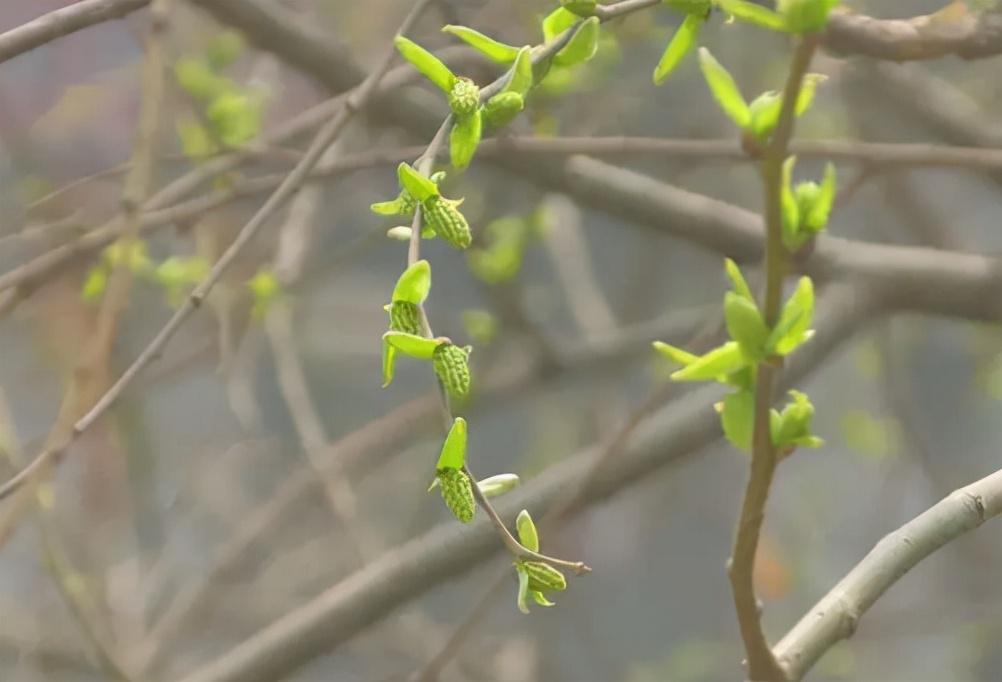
xmin=389 ymin=301 xmax=422 ymax=335
xmin=437 ymin=468 xmax=475 ymax=523
xmin=448 ymin=77 xmax=481 ymax=117
xmin=423 ymin=196 xmax=472 ymax=249
xmin=522 ymin=561 xmax=567 ymax=592
xmin=433 ymin=343 xmax=471 ymax=398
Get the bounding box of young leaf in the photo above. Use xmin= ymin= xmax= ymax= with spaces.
xmin=747 ymin=91 xmax=781 ymax=140
xmin=766 ymin=276 xmax=814 ymax=355
xmin=392 ymin=260 xmax=431 ymax=305
xmin=803 ymin=162 xmax=836 ymax=233
xmin=724 ymin=292 xmax=770 ymax=359
xmin=671 ymin=341 xmax=747 ymax=381
xmin=436 ymin=417 xmax=468 ymax=470
xmin=653 ymin=14 xmax=703 ymax=85
xmin=717 ymin=0 xmax=787 ymax=31
xmin=503 ymin=47 xmax=534 ymax=97
xmin=371 ymin=198 xmax=406 ymax=216
xmin=555 ymin=16 xmax=600 ymax=67
xmin=450 ymin=110 xmax=483 ymax=169
xmin=542 ymin=7 xmax=579 ymax=43
xmin=561 ymin=0 xmax=597 ymax=17
xmin=483 ymin=92 xmax=525 ymax=129
xmin=516 ymin=564 xmax=531 ymax=614
xmin=383 ymin=331 xmax=441 ymax=359
xmin=697 ymin=48 xmax=750 ymax=130
xmin=795 ymin=74 xmax=827 ymax=116
xmin=397 ymin=163 xmax=439 ymax=202
xmin=724 ymin=258 xmax=754 ymax=302
xmin=516 ymin=509 xmax=539 ymax=552
xmin=781 ymin=156 xmax=801 ymax=248
xmin=442 ymin=25 xmax=521 ymax=63
xmin=779 ymin=0 xmax=841 ymax=34
xmin=531 ymin=590 xmax=556 ymax=607
xmin=393 ymin=36 xmax=456 ymax=93
xmin=652 ymin=341 xmax=698 ymax=366
xmin=382 ymin=341 xmax=397 ymax=387
xmin=773 ymin=389 xmax=816 ymax=447
xmin=720 ymin=390 xmax=755 ymax=452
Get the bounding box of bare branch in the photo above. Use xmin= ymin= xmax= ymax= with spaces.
xmin=774 ymin=467 xmax=1002 ymax=680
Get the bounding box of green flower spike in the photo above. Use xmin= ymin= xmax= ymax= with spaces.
xmin=433 ymin=341 xmax=472 ymax=399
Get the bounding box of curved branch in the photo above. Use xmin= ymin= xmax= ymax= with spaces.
xmin=0 ymin=0 xmax=149 ymax=64
xmin=774 ymin=467 xmax=1002 ymax=680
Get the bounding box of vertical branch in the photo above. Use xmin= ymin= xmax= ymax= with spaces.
xmin=728 ymin=35 xmax=819 ymax=682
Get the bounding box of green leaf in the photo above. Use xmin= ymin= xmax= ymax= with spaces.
xmin=720 ymin=390 xmax=755 ymax=452
xmin=653 ymin=14 xmax=703 ymax=85
xmin=747 ymin=91 xmax=781 ymax=140
xmin=717 ymin=0 xmax=787 ymax=31
xmin=483 ymin=92 xmax=525 ymax=129
xmin=561 ymin=0 xmax=598 ymax=17
xmin=450 ymin=110 xmax=482 ymax=169
xmin=442 ymin=25 xmax=521 ymax=63
xmin=392 ymin=260 xmax=431 ymax=304
xmin=81 ymin=266 xmax=108 ymax=302
xmin=766 ymin=276 xmax=814 ymax=356
xmin=504 ymin=47 xmax=535 ymax=97
xmin=796 ymin=73 xmax=826 ymax=116
xmin=670 ymin=341 xmax=747 ymax=381
xmin=436 ymin=417 xmax=468 ymax=469
xmin=724 ymin=292 xmax=770 ymax=359
xmin=207 ymin=30 xmax=245 ymax=70
xmin=383 ymin=331 xmax=441 ymax=359
xmin=652 ymin=341 xmax=698 ymax=367
xmin=174 ymin=57 xmax=228 ymax=101
xmin=781 ymin=156 xmax=801 ymax=248
xmin=664 ymin=0 xmax=713 ymax=13
xmin=803 ymin=162 xmax=836 ymax=233
xmin=394 ymin=36 xmax=457 ymax=93
xmin=516 ymin=509 xmax=539 ymax=552
xmin=779 ymin=0 xmax=840 ymax=33
xmin=773 ymin=389 xmax=816 ymax=447
xmin=724 ymin=258 xmax=754 ymax=302
xmin=382 ymin=341 xmax=397 ymax=387
xmin=397 ymin=163 xmax=439 ymax=202
xmin=371 ymin=198 xmax=406 ymax=216
xmin=555 ymin=16 xmax=600 ymax=67
xmin=516 ymin=564 xmax=531 ymax=614
xmin=477 ymin=473 xmax=520 ymax=497
xmin=697 ymin=48 xmax=750 ymax=129
xmin=542 ymin=7 xmax=579 ymax=42
xmin=531 ymin=590 xmax=556 ymax=607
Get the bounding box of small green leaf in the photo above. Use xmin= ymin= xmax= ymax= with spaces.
xmin=436 ymin=417 xmax=468 ymax=470
xmin=720 ymin=390 xmax=755 ymax=452
xmin=671 ymin=341 xmax=747 ymax=381
xmin=724 ymin=258 xmax=754 ymax=302
xmin=652 ymin=341 xmax=698 ymax=366
xmin=207 ymin=30 xmax=245 ymax=70
xmin=174 ymin=57 xmax=227 ymax=101
xmin=392 ymin=260 xmax=431 ymax=305
xmin=516 ymin=564 xmax=531 ymax=614
xmin=478 ymin=473 xmax=520 ymax=498
xmin=503 ymin=47 xmax=535 ymax=97
xmin=383 ymin=331 xmax=441 ymax=359
xmin=371 ymin=198 xmax=406 ymax=216
xmin=781 ymin=156 xmax=801 ymax=249
xmin=483 ymin=92 xmax=525 ymax=129
xmin=773 ymin=389 xmax=816 ymax=447
xmin=442 ymin=25 xmax=521 ymax=63
xmin=382 ymin=341 xmax=397 ymax=387
xmin=803 ymin=162 xmax=836 ymax=233
xmin=724 ymin=292 xmax=770 ymax=359
xmin=81 ymin=266 xmax=109 ymax=302
xmin=393 ymin=36 xmax=456 ymax=93
xmin=766 ymin=276 xmax=814 ymax=356
xmin=561 ymin=0 xmax=598 ymax=17
xmin=542 ymin=7 xmax=578 ymax=43
xmin=397 ymin=163 xmax=439 ymax=202
xmin=697 ymin=48 xmax=750 ymax=129
xmin=653 ymin=14 xmax=703 ymax=85
xmin=555 ymin=16 xmax=600 ymax=67
xmin=717 ymin=0 xmax=787 ymax=31
xmin=747 ymin=91 xmax=781 ymax=140
xmin=516 ymin=509 xmax=539 ymax=552
xmin=779 ymin=0 xmax=840 ymax=33
xmin=450 ymin=110 xmax=483 ymax=169
xmin=531 ymin=590 xmax=556 ymax=607
xmin=795 ymin=74 xmax=826 ymax=116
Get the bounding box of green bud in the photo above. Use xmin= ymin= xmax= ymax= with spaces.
xmin=387 ymin=301 xmax=422 ymax=335
xmin=423 ymin=195 xmax=472 ymax=250
xmin=521 ymin=561 xmax=567 ymax=592
xmin=477 ymin=473 xmax=520 ymax=498
xmin=437 ymin=467 xmax=475 ymax=523
xmin=433 ymin=342 xmax=472 ymax=399
xmin=448 ymin=77 xmax=481 ymax=117
xmin=483 ymin=91 xmax=524 ymax=129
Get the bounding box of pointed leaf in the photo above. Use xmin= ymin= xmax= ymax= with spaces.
xmin=721 ymin=390 xmax=755 ymax=452
xmin=698 ymin=48 xmax=750 ymax=129
xmin=504 ymin=47 xmax=534 ymax=97
xmin=383 ymin=331 xmax=440 ymax=359
xmin=724 ymin=292 xmax=770 ymax=359
xmin=766 ymin=276 xmax=814 ymax=355
xmin=724 ymin=258 xmax=754 ymax=302
xmin=516 ymin=509 xmax=539 ymax=552
xmin=436 ymin=417 xmax=468 ymax=469
xmin=394 ymin=36 xmax=456 ymax=93
xmin=555 ymin=16 xmax=600 ymax=67
xmin=671 ymin=341 xmax=748 ymax=381
xmin=382 ymin=341 xmax=397 ymax=387
xmin=516 ymin=565 xmax=531 ymax=614
xmin=561 ymin=0 xmax=598 ymax=17
xmin=717 ymin=0 xmax=787 ymax=31
xmin=371 ymin=198 xmax=406 ymax=216
xmin=781 ymin=156 xmax=801 ymax=248
xmin=442 ymin=25 xmax=521 ymax=63
xmin=803 ymin=162 xmax=836 ymax=233
xmin=397 ymin=163 xmax=439 ymax=202
xmin=653 ymin=14 xmax=703 ymax=85
xmin=450 ymin=110 xmax=483 ymax=169
xmin=483 ymin=91 xmax=525 ymax=129
xmin=748 ymin=91 xmax=781 ymax=140
xmin=392 ymin=260 xmax=431 ymax=304
xmin=653 ymin=341 xmax=698 ymax=366
xmin=795 ymin=73 xmax=827 ymax=116
xmin=542 ymin=7 xmax=578 ymax=42
xmin=531 ymin=590 xmax=556 ymax=607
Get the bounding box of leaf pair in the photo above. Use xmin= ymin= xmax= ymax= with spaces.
xmin=716 ymin=388 xmax=823 ymax=454
xmin=381 ymin=260 xmax=432 ymax=387
xmin=781 ymin=158 xmax=837 ymax=251
xmin=697 ymin=48 xmax=824 ymax=143
xmin=513 ymin=510 xmax=566 ymax=613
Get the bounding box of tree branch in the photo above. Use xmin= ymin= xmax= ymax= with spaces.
xmin=773 ymin=467 xmax=1002 ymax=680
